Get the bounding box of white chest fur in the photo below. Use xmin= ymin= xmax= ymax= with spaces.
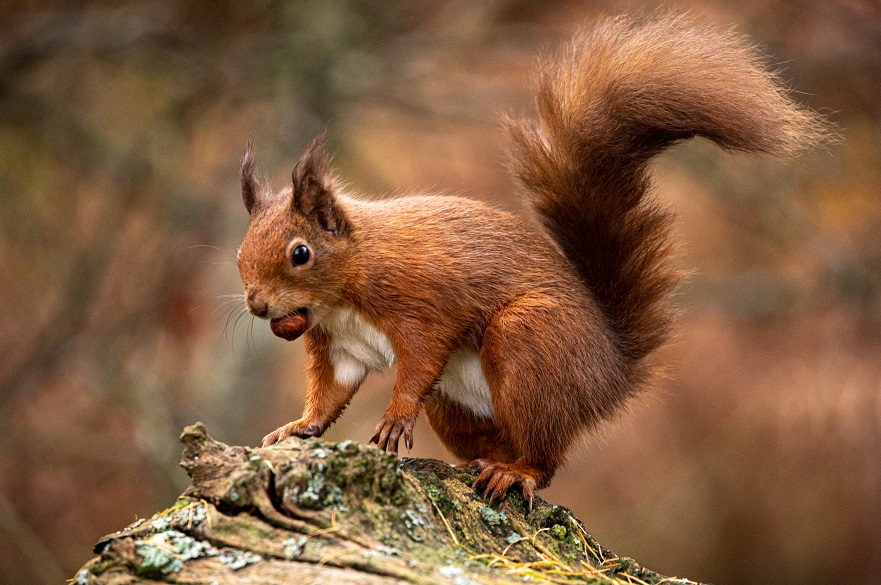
xmin=321 ymin=308 xmax=494 ymax=419
xmin=323 ymin=307 xmax=396 ymax=388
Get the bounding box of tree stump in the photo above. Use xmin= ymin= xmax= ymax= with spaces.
xmin=72 ymin=423 xmax=703 ymax=585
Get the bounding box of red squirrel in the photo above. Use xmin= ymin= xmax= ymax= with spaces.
xmin=236 ymin=15 xmax=825 ymax=507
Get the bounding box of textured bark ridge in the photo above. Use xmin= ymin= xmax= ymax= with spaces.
xmin=73 ymin=423 xmax=703 ymax=584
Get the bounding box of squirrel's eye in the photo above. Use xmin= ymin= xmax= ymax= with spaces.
xmin=291 ymin=244 xmax=311 ymax=266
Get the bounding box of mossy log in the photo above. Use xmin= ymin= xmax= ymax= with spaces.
xmin=73 ymin=423 xmax=703 ymax=585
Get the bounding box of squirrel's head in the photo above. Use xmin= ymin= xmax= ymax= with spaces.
xmin=236 ymin=134 xmax=354 ymax=339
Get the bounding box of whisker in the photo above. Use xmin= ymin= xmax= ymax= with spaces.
xmin=188 ymin=244 xmax=228 ymax=252
xmin=191 ymin=297 xmax=243 ymax=317
xmin=218 ymin=301 xmax=243 ymax=321
xmin=248 ymin=315 xmax=258 ymax=357
xmin=230 ymin=307 xmax=249 ymax=349
xmin=222 ymin=305 xmax=245 ymax=346
xmin=215 ymin=299 xmax=247 ymax=321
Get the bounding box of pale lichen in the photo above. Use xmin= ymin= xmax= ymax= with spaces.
xmin=478 ymin=506 xmax=507 ymax=527
xmin=134 ymin=530 xmax=212 ymax=574
xmin=217 ymin=548 xmax=262 ymax=570
xmin=282 ymin=536 xmax=308 ymax=560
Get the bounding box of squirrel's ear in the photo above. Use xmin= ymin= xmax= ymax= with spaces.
xmin=291 ymin=133 xmax=346 ymax=234
xmin=241 ymin=141 xmax=260 ymax=215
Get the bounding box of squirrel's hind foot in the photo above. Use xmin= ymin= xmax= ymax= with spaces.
xmin=470 ymin=459 xmax=540 ymax=512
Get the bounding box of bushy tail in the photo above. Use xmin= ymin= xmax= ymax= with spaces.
xmin=507 ymin=14 xmax=827 ymax=363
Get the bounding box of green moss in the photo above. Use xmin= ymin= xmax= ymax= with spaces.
xmin=505 ymin=491 xmax=529 ymax=515
xmin=424 ymin=484 xmax=442 ymax=501
xmin=537 ymin=504 xmax=570 ymax=529
xmin=88 ymin=558 xmax=118 ymax=576
xmin=550 ymin=524 xmax=568 ymax=540
xmin=424 ymin=482 xmax=461 ymax=517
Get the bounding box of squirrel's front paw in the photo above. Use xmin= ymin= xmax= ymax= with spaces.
xmin=370 ymin=412 xmax=415 ymax=454
xmin=261 ymin=419 xmax=322 ymax=447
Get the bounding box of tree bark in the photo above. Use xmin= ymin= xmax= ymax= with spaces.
xmin=72 ymin=423 xmax=703 ymax=585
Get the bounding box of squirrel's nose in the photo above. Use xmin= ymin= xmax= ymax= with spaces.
xmin=246 ymin=290 xmax=269 ymax=318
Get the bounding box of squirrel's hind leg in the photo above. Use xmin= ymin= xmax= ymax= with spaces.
xmin=424 ymin=394 xmax=542 ymax=507
xmin=423 ymin=393 xmax=515 ymax=463
xmin=474 ymin=293 xmax=609 ymax=508
xmin=426 ymin=391 xmax=554 ymax=510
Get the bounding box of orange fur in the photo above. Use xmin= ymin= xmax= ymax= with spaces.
xmin=236 ymin=15 xmax=825 ymax=507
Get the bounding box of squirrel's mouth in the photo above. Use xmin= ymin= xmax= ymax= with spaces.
xmin=269 ymin=308 xmax=309 ymax=341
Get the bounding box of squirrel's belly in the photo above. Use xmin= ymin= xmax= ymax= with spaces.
xmin=435 ymin=348 xmax=494 ymax=419
xmin=321 ymin=308 xmax=494 ymax=419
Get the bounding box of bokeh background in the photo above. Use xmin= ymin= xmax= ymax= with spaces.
xmin=1 ymin=1 xmax=879 ymax=584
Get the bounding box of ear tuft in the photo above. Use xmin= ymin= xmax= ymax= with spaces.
xmin=241 ymin=140 xmax=259 ymax=214
xmin=291 ymin=133 xmax=346 ymax=234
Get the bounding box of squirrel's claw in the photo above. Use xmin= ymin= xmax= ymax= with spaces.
xmin=370 ymin=414 xmax=415 ymax=454
xmin=471 ymin=459 xmax=538 ymax=512
xmin=261 ymin=420 xmax=322 ymax=447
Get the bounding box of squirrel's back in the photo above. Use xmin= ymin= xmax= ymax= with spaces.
xmin=506 ymin=14 xmax=827 ymax=368
xmin=343 ymin=192 xmax=587 ymax=317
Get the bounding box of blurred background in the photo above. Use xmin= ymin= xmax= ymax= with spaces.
xmin=0 ymin=1 xmax=879 ymax=584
